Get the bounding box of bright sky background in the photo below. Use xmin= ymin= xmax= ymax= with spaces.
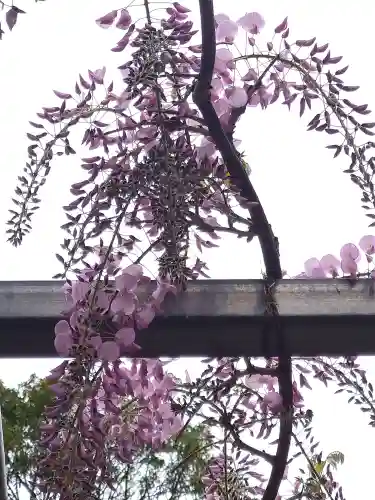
xmin=0 ymin=0 xmax=374 ymax=498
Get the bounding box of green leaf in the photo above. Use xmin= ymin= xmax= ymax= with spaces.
xmin=326 ymin=451 xmax=344 ymax=469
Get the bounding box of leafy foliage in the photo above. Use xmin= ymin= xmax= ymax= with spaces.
xmin=3 ymin=374 xmax=213 ymax=500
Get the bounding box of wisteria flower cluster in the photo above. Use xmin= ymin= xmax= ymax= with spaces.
xmin=6 ymin=2 xmax=375 ymax=500
xmin=39 ymin=356 xmax=182 ymax=496
xmin=298 ymin=235 xmax=375 ymax=278
xmin=55 ymin=262 xmax=176 ymax=360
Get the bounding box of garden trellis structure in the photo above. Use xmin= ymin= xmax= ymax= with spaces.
xmin=0 ymin=278 xmax=374 ymax=358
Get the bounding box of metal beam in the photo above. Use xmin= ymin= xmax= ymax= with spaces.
xmin=0 ymin=279 xmax=374 ymax=357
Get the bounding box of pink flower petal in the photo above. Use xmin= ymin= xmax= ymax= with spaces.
xmin=115 ymin=327 xmax=136 ymax=346
xmin=98 ymin=341 xmax=120 ymax=362
xmin=219 ymin=111 xmax=231 ymax=126
xmin=310 ymin=267 xmax=326 ymax=278
xmin=212 ymin=98 xmax=231 ymax=117
xmin=124 ymin=263 xmax=143 ymax=277
xmin=152 ymin=282 xmax=177 ymax=308
xmin=320 ymin=254 xmax=340 ymax=275
xmin=215 ymin=13 xmax=230 ymax=24
xmin=341 ymin=257 xmax=357 ymax=275
xmin=71 ymin=281 xmax=90 ymax=304
xmin=216 ymin=19 xmax=238 ymax=42
xmin=227 ymin=87 xmax=248 ymax=108
xmin=214 ymin=59 xmax=228 ymax=73
xmin=304 ymin=258 xmax=324 ymax=277
xmin=54 ymin=320 xmax=71 ymax=336
xmin=340 ymin=243 xmax=360 ymax=261
xmin=116 ymin=9 xmax=131 ymax=29
xmin=259 ymin=87 xmax=273 ymax=107
xmin=69 ymin=312 xmax=79 ymax=329
xmin=263 ymin=390 xmax=283 ymax=411
xmin=96 ymin=10 xmax=117 ymax=29
xmin=242 ymin=68 xmax=258 ymax=82
xmin=88 ymin=335 xmax=102 ymax=350
xmin=197 ymin=138 xmax=216 ymax=159
xmin=244 ymin=374 xmax=262 ymax=389
xmin=136 ymin=304 xmax=156 ymax=329
xmin=115 ymin=266 xmax=142 ymax=292
xmin=111 ymin=291 xmax=136 ymax=315
xmin=226 ymin=60 xmax=236 ymax=70
xmin=359 ymin=235 xmax=375 ymax=255
xmin=237 ymin=12 xmax=265 ymax=35
xmin=211 ymin=77 xmax=223 ymax=94
xmin=54 ymin=333 xmax=73 ymax=356
xmin=216 ymin=47 xmax=233 ymax=62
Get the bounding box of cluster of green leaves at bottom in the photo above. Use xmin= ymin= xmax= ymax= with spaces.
xmin=1 ymin=374 xmax=213 ymax=500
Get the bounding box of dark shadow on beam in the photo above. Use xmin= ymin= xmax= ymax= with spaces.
xmin=0 ymin=279 xmax=374 ymax=357
xmin=1 ymin=314 xmax=375 ymax=358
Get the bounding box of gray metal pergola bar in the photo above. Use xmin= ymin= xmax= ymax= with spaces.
xmin=0 ymin=278 xmax=375 ymax=357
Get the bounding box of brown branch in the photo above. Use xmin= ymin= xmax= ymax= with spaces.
xmin=192 ymin=0 xmax=281 ymax=281
xmin=193 ymin=3 xmax=293 ymax=500
xmin=143 ymin=0 xmax=151 ymax=24
xmin=134 ymin=238 xmax=162 ymax=264
xmin=220 ymin=414 xmax=275 ymax=464
xmin=186 ymin=211 xmax=254 ymax=240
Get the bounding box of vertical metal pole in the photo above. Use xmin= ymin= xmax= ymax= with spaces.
xmin=0 ymin=407 xmax=7 ymax=500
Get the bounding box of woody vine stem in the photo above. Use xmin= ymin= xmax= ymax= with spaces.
xmin=193 ymin=2 xmax=293 ymax=499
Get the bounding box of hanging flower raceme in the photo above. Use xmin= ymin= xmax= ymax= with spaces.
xmin=37 ymin=260 xmax=183 ymax=499
xmin=39 ymin=344 xmax=182 ymax=497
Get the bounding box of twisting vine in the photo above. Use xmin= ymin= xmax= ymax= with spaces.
xmin=193 ymin=2 xmax=292 ymax=500
xmin=5 ymin=2 xmax=375 ymax=500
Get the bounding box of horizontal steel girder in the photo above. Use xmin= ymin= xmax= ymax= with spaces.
xmin=0 ymin=279 xmax=374 ymax=357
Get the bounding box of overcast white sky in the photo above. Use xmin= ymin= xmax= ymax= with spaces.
xmin=0 ymin=0 xmax=374 ymax=498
